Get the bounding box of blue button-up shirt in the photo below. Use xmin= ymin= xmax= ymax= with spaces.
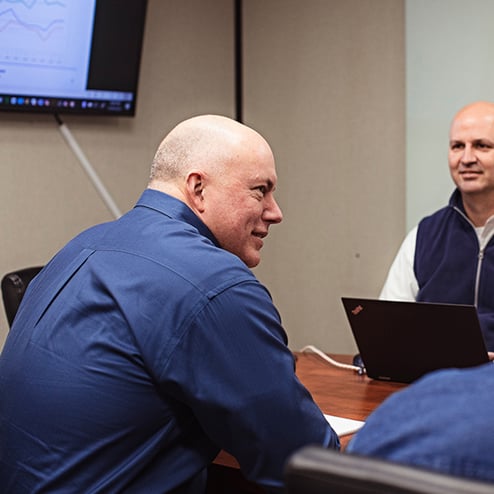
xmin=0 ymin=189 xmax=338 ymax=493
xmin=347 ymin=362 xmax=494 ymax=483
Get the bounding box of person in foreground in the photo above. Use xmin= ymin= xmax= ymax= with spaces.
xmin=0 ymin=115 xmax=339 ymax=493
xmin=346 ymin=361 xmax=494 ymax=483
xmin=380 ymin=101 xmax=494 ymax=352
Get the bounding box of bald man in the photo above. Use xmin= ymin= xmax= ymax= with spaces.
xmin=0 ymin=115 xmax=339 ymax=493
xmin=380 ymin=101 xmax=494 ymax=353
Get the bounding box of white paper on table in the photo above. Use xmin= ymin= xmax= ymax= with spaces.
xmin=324 ymin=414 xmax=365 ymax=437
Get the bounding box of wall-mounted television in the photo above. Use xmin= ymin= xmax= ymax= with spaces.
xmin=0 ymin=0 xmax=148 ymax=117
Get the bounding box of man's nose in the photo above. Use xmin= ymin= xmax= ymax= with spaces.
xmin=461 ymin=145 xmax=477 ymax=165
xmin=265 ymin=196 xmax=283 ymax=224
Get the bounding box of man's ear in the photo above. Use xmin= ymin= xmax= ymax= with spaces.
xmin=184 ymin=172 xmax=206 ymax=213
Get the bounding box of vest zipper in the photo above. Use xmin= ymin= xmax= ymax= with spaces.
xmin=453 ymin=206 xmax=494 ymax=308
xmin=475 ymin=250 xmax=484 ymax=307
xmin=453 ymin=206 xmax=482 ymax=307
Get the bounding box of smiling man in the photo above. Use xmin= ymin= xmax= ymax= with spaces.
xmin=0 ymin=115 xmax=339 ymax=493
xmin=380 ymin=101 xmax=494 ymax=352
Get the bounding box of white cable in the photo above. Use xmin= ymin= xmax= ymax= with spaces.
xmin=57 ymin=121 xmax=123 ymax=220
xmin=300 ymin=344 xmax=362 ymax=373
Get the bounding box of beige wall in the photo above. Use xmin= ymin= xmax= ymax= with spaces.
xmin=0 ymin=0 xmax=405 ymax=353
xmin=245 ymin=0 xmax=405 ymax=352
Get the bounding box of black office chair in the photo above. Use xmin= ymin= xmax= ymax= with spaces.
xmin=1 ymin=266 xmax=44 ymax=327
xmin=284 ymin=446 xmax=494 ymax=494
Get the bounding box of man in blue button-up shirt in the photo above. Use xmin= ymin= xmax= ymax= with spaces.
xmin=0 ymin=115 xmax=339 ymax=493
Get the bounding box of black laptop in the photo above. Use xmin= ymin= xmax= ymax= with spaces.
xmin=341 ymin=297 xmax=490 ymax=384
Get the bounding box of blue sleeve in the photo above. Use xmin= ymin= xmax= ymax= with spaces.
xmin=346 ymin=364 xmax=494 ymax=484
xmin=162 ymin=280 xmax=339 ymax=491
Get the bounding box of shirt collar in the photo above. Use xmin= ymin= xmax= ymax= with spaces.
xmin=448 ymin=188 xmax=465 ymax=212
xmin=134 ymin=189 xmax=220 ymax=247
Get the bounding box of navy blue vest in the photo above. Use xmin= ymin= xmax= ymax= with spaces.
xmin=415 ymin=189 xmax=494 ymax=350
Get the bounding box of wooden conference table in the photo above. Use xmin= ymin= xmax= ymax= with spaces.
xmin=206 ymin=352 xmax=407 ymax=493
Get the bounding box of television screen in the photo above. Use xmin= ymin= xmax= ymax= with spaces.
xmin=0 ymin=0 xmax=148 ymax=117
